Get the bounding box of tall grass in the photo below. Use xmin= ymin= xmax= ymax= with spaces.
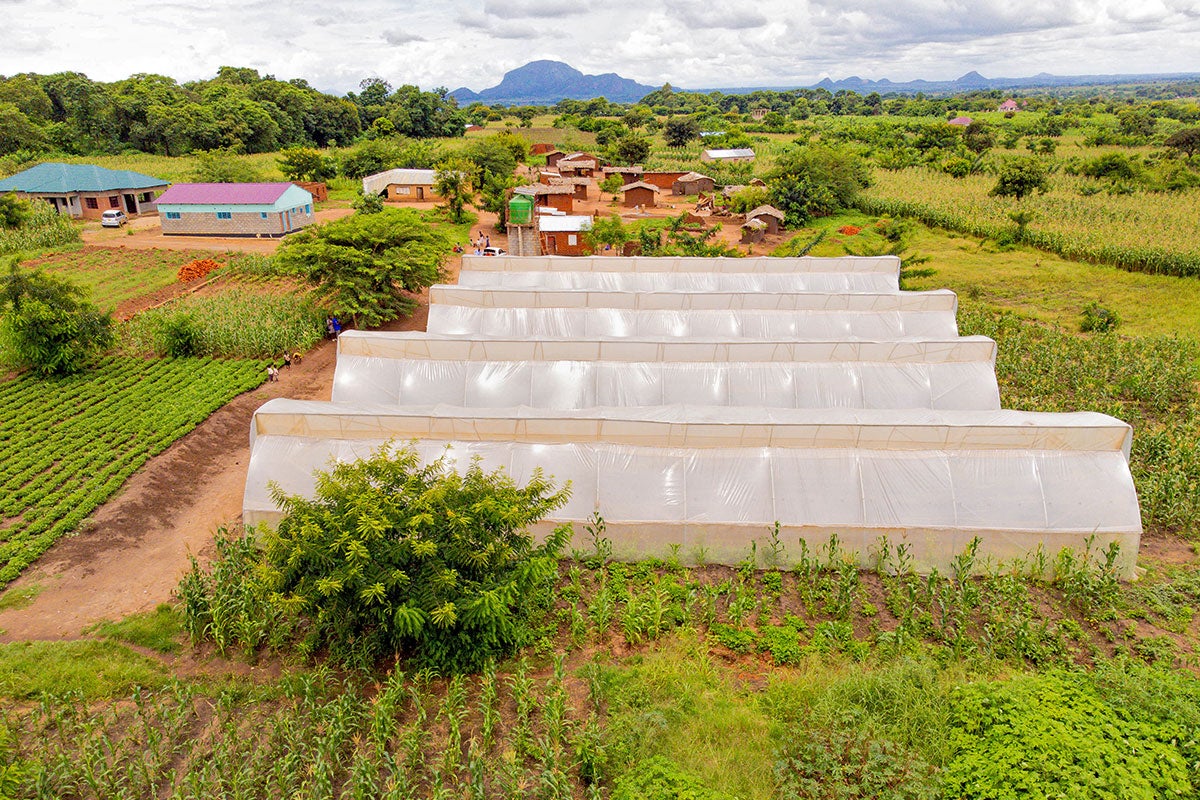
xmin=123 ymin=287 xmax=325 ymax=358
xmin=0 ymin=199 xmax=80 ymax=255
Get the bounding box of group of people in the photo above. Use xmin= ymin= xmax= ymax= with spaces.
xmin=267 ymin=351 xmax=302 ymax=383
xmin=471 ymin=230 xmax=491 ymax=256
xmin=325 ymin=316 xmax=342 ymax=339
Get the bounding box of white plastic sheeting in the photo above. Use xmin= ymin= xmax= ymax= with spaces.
xmin=461 ymin=254 xmax=900 ymax=275
xmin=331 ymin=356 xmax=1001 ymax=411
xmin=244 ymin=401 xmax=1140 ymax=576
xmin=430 ymin=286 xmax=957 ymax=312
xmin=425 ymin=305 xmax=959 ymax=340
xmin=336 ymin=331 xmax=998 ymax=365
xmin=456 ymin=269 xmax=899 ymax=293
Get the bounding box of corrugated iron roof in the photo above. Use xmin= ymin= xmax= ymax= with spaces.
xmin=156 ymin=182 xmax=301 ymax=205
xmin=539 ymin=215 xmax=592 ymax=232
xmin=514 ymin=183 xmax=576 ymax=196
xmin=0 ymin=162 xmax=168 ymax=194
xmin=703 ymin=148 xmax=756 ymax=159
xmin=361 ymin=168 xmax=437 ymax=195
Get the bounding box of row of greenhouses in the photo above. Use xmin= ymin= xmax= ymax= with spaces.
xmin=244 ymin=255 xmax=1141 ymax=576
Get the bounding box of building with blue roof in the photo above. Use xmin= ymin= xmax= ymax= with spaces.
xmin=0 ymin=162 xmax=169 ymax=220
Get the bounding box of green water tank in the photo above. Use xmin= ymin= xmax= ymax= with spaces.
xmin=508 ymin=194 xmax=534 ymax=225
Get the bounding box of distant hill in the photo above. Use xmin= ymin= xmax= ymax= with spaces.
xmin=703 ymin=70 xmax=1200 ymax=96
xmin=450 ymin=60 xmax=656 ymax=105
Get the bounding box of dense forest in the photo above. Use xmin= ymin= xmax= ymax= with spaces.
xmin=0 ymin=67 xmax=467 ymax=159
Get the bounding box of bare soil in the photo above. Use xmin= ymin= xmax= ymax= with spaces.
xmin=80 ymin=207 xmax=356 ymax=254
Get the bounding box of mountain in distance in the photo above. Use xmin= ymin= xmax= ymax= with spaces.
xmin=450 ymin=60 xmax=656 ymax=105
xmin=712 ymin=70 xmax=1200 ymax=96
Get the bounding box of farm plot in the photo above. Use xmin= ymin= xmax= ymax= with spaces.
xmin=0 ymin=357 xmax=266 ymax=588
xmin=23 ymin=247 xmax=220 ymax=312
xmin=859 ymin=167 xmax=1200 ymax=277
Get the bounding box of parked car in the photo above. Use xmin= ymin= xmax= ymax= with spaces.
xmin=482 ymin=246 xmax=506 ymax=256
xmin=100 ymin=209 xmax=128 ymax=227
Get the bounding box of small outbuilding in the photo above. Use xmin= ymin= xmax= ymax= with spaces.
xmin=740 ymin=218 xmax=767 ymax=244
xmin=0 ymin=162 xmax=168 ymax=220
xmin=155 ymin=183 xmax=314 ymax=237
xmin=601 ymin=166 xmax=644 ymax=185
xmin=744 ymin=204 xmax=786 ymax=235
xmin=530 ymin=143 xmax=557 ymax=156
xmin=548 ymin=176 xmax=591 ymax=200
xmin=557 ymin=158 xmax=598 ymax=178
xmin=671 ymin=171 xmax=715 ymax=196
xmin=361 ymin=168 xmax=440 ymax=201
xmin=948 ymin=116 xmax=973 ymax=127
xmin=539 ymin=215 xmax=593 ymax=256
xmin=641 ymin=171 xmax=689 ymax=191
xmin=701 ymin=148 xmax=756 ymax=163
xmin=620 ymin=181 xmax=659 ymax=209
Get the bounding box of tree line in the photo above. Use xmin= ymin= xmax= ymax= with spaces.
xmin=0 ymin=67 xmax=467 ymax=160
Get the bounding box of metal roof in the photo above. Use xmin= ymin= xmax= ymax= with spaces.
xmin=703 ymin=148 xmax=756 ymax=159
xmin=156 ymin=183 xmax=301 ymax=205
xmin=361 ymin=168 xmax=437 ymax=195
xmin=539 ymin=215 xmax=592 ymax=232
xmin=0 ymin=162 xmax=168 ymax=194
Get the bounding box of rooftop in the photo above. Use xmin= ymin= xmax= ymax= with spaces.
xmin=0 ymin=162 xmax=168 ymax=194
xmin=156 ymin=183 xmax=303 ymax=205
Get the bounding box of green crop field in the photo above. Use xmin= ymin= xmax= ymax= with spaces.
xmin=23 ymin=247 xmax=217 ymax=312
xmin=0 ymin=357 xmax=266 ymax=587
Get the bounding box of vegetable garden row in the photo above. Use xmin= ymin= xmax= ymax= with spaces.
xmin=0 ymin=357 xmax=267 ymax=587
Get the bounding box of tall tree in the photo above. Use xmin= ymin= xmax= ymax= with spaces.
xmin=0 ymin=260 xmax=113 ymax=375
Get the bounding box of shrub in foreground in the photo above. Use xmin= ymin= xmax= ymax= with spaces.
xmin=181 ymin=444 xmax=571 ymax=671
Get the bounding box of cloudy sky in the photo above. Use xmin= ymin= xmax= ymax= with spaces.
xmin=4 ymin=0 xmax=1199 ymax=95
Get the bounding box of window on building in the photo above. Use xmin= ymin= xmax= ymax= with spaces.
xmin=260 ymin=212 xmax=268 ymax=219
xmin=139 ymin=192 xmax=152 ymax=202
xmin=305 ymin=204 xmax=311 ymax=214
xmin=85 ymin=198 xmax=98 ymax=209
xmin=568 ymin=234 xmax=578 ymax=245
xmin=109 ymin=196 xmax=120 ymax=208
xmin=216 ymin=212 xmax=232 ymax=220
xmin=165 ymin=212 xmax=181 ymax=220
xmin=398 ymin=187 xmax=411 ymax=195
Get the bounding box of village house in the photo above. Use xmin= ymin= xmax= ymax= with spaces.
xmin=672 ymin=171 xmax=715 ymax=196
xmin=601 ymin=166 xmax=644 ymax=185
xmin=640 ymin=171 xmax=689 ymax=191
xmin=740 ymin=218 xmax=768 ymax=244
xmin=0 ymin=162 xmax=168 ymax=220
xmin=544 ymin=150 xmax=566 ymax=168
xmin=701 ymin=148 xmax=756 ymax=164
xmin=539 ymin=215 xmax=593 ymax=256
xmin=619 ymin=181 xmax=659 ymax=208
xmin=514 ymin=183 xmax=576 ymax=213
xmin=744 ymin=204 xmax=786 ymax=235
xmin=530 ymin=143 xmax=557 ymax=156
xmin=547 ymin=176 xmax=591 ymax=201
xmin=998 ymin=99 xmax=1020 ymax=113
xmin=948 ymin=116 xmax=973 ymax=127
xmin=156 ymin=182 xmax=314 ymax=237
xmin=361 ymin=168 xmax=440 ymax=201
xmin=556 ymin=157 xmax=598 ymax=178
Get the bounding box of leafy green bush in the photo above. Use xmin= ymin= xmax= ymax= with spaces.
xmin=0 ymin=260 xmax=112 ymax=375
xmin=159 ymin=313 xmax=199 ymax=357
xmin=944 ymin=672 xmax=1193 ymax=799
xmin=0 ymin=198 xmax=79 ymax=255
xmin=183 ymin=444 xmax=571 ymax=671
xmin=775 ymin=722 xmax=937 ymax=800
xmin=1079 ymin=301 xmax=1120 ymax=333
xmin=613 ymin=756 xmax=738 ymax=800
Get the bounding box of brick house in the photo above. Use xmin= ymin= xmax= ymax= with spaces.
xmin=547 ymin=176 xmax=590 ymax=200
xmin=671 ymin=171 xmax=715 ymax=195
xmin=361 ymin=168 xmax=441 ymax=201
xmin=539 ymin=215 xmax=593 ymax=255
xmin=640 ymin=171 xmax=689 ymax=191
xmin=745 ymin=204 xmax=786 ymax=235
xmin=0 ymin=162 xmax=167 ymax=220
xmin=601 ymin=166 xmax=644 ymax=185
xmin=156 ymin=183 xmax=315 ymax=237
xmin=620 ymin=181 xmax=659 ymax=208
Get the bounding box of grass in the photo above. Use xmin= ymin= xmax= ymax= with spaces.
xmin=0 ymin=640 xmax=168 ymax=699
xmin=22 ymin=246 xmax=220 ymax=312
xmin=86 ymin=604 xmax=185 ymax=654
xmin=0 ymin=584 xmax=42 ymax=612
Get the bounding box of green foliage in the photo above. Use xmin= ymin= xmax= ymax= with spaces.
xmin=0 ymin=260 xmax=113 ymax=375
xmin=663 ymin=117 xmax=700 ymax=148
xmin=0 ymin=198 xmax=79 ymax=256
xmin=612 ymin=756 xmax=737 ymax=800
xmin=0 ymin=640 xmax=168 ymax=699
xmin=774 ymin=722 xmax=937 ymax=800
xmin=123 ymin=288 xmax=324 ymax=358
xmin=1164 ymin=127 xmax=1200 ymax=158
xmin=988 ymin=155 xmax=1049 ymax=201
xmin=275 ymin=208 xmax=449 ymax=327
xmin=1079 ymin=301 xmax=1120 ymax=333
xmin=187 ymin=445 xmax=572 ymax=671
xmin=612 ymin=135 xmax=651 ymax=165
xmin=433 ymin=161 xmax=473 ymax=223
xmin=943 ymin=672 xmax=1192 ymax=799
xmin=351 ymin=190 xmax=384 ymax=214
xmin=276 ymin=146 xmax=336 ymax=182
xmin=191 ymin=146 xmax=263 ymax=182
xmin=766 ymin=144 xmax=871 ymax=225
xmin=587 ymin=214 xmax=630 ymax=253
xmin=727 ymin=185 xmax=770 ymax=213
xmin=86 ymin=604 xmax=185 ymax=654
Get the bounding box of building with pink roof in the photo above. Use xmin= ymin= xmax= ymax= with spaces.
xmin=156 ymin=182 xmax=314 ymax=237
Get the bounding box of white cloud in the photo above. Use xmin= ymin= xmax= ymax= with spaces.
xmin=0 ymin=0 xmax=1195 ymax=94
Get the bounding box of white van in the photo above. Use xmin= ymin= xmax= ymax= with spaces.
xmin=100 ymin=209 xmax=128 ymax=227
